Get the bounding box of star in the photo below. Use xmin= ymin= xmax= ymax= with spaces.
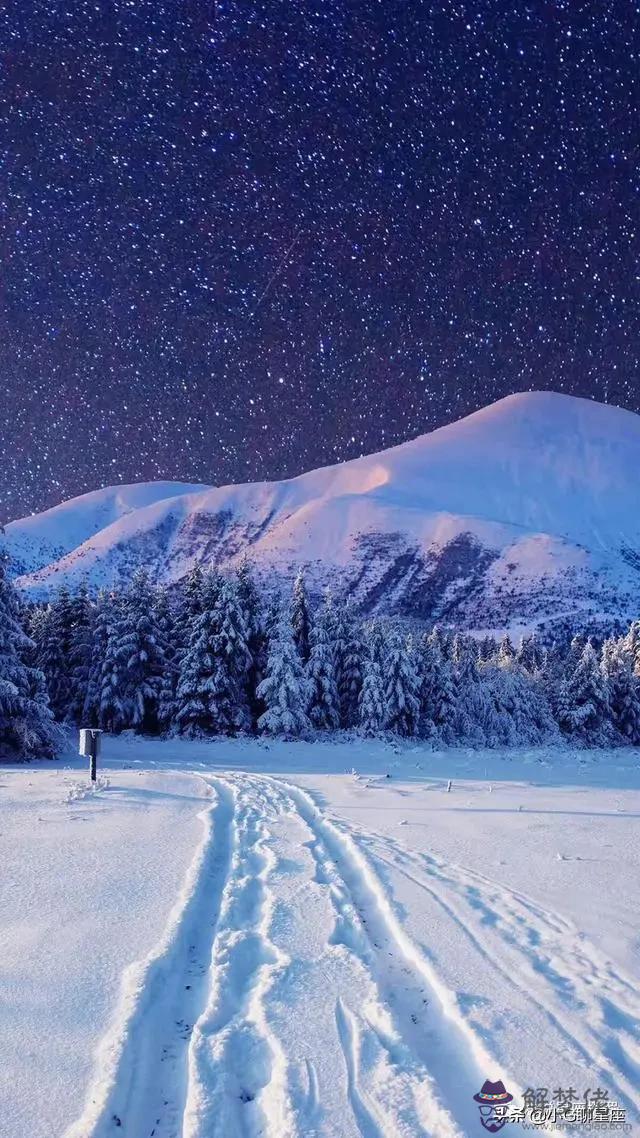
xmin=1 ymin=1 xmax=638 ymax=520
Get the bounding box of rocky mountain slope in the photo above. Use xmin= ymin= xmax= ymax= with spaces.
xmin=7 ymin=391 xmax=640 ymax=636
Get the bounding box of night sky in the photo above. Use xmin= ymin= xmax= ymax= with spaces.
xmin=2 ymin=1 xmax=638 ymax=520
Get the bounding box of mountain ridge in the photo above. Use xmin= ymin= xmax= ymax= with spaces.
xmin=7 ymin=391 xmax=640 ymax=637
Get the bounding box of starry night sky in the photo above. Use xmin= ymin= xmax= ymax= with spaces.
xmin=2 ymin=1 xmax=638 ymax=520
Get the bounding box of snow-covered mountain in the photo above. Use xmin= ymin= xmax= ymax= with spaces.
xmin=7 ymin=391 xmax=640 ymax=636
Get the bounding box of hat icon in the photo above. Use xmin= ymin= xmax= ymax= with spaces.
xmin=474 ymin=1080 xmax=514 ymax=1105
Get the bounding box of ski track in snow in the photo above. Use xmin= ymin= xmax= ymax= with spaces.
xmin=346 ymin=823 xmax=640 ymax=1123
xmin=64 ymin=780 xmax=236 ymax=1138
xmin=64 ymin=770 xmax=640 ymax=1138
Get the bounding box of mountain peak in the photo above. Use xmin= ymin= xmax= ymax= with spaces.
xmin=6 ymin=390 xmax=640 ymax=637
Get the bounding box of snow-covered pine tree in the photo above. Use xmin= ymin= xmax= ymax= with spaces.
xmin=622 ymin=619 xmax=640 ymax=672
xmin=306 ymin=593 xmax=340 ymax=730
xmin=432 ymin=625 xmax=452 ymax=660
xmin=600 ymin=637 xmax=617 ymax=678
xmin=114 ymin=569 xmax=169 ymax=734
xmin=291 ymin=568 xmax=312 ymax=665
xmin=24 ymin=604 xmax=47 ymax=665
xmin=338 ymin=611 xmax=363 ymax=727
xmin=237 ymin=558 xmax=267 ymax=728
xmin=482 ymin=664 xmax=557 ymax=747
xmin=35 ymin=604 xmax=58 ymax=695
xmin=263 ymin=594 xmax=282 ymax=642
xmin=208 ymin=577 xmax=252 ymax=735
xmin=236 ymin=559 xmax=262 ymax=648
xmin=174 ymin=591 xmax=220 ymax=737
xmin=497 ymin=633 xmax=516 ymax=669
xmin=357 ymin=622 xmax=386 ymax=736
xmin=601 ymin=636 xmax=640 ymax=744
xmin=516 ymin=632 xmax=544 ymax=673
xmin=200 ymin=568 xmax=224 ymax=615
xmin=257 ymin=607 xmax=310 ymax=737
xmin=452 ymin=638 xmax=485 ymax=745
xmin=330 ymin=597 xmax=351 ymax=726
xmin=174 ymin=563 xmax=209 ymax=664
xmin=565 ymin=633 xmax=585 ymax=676
xmin=477 ymin=634 xmax=498 ymax=663
xmin=416 ymin=631 xmax=439 ymax=738
xmin=184 ymin=564 xmax=205 ymax=618
xmin=98 ymin=591 xmax=130 ymax=733
xmin=537 ymin=641 xmax=565 ymax=720
xmin=563 ymin=639 xmax=611 ymax=745
xmin=66 ymin=582 xmax=94 ymax=724
xmin=32 ymin=604 xmax=56 ymax=675
xmin=554 ymin=675 xmax=573 ymax=736
xmin=0 ymin=553 xmax=59 ymax=759
xmin=82 ymin=590 xmax=110 ymax=726
xmin=383 ymin=631 xmax=421 ymax=736
xmin=451 ymin=631 xmax=471 ymax=666
xmin=154 ymin=586 xmax=178 ymax=732
xmin=427 ymin=629 xmax=458 ymax=744
xmin=37 ymin=586 xmax=75 ymax=719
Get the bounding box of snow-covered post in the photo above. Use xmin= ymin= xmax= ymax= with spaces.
xmin=79 ymin=728 xmax=102 ymax=781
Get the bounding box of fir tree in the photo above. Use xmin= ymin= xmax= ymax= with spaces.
xmin=477 ymin=634 xmax=498 ymax=663
xmin=563 ymin=640 xmax=610 ymax=745
xmin=451 ymin=631 xmax=473 ymax=666
xmin=416 ymin=632 xmax=439 ymax=738
xmin=330 ymin=597 xmax=351 ymax=725
xmin=209 ymin=577 xmax=252 ymax=734
xmin=497 ymin=633 xmax=516 ymax=669
xmin=358 ymin=623 xmax=386 ymax=736
xmin=0 ymin=554 xmax=59 ymax=759
xmin=554 ymin=676 xmax=573 ymax=736
xmin=453 ymin=642 xmax=485 ymax=745
xmin=263 ymin=595 xmax=282 ymax=642
xmin=622 ymin=620 xmax=640 ymax=672
xmin=601 ymin=637 xmax=640 ymax=744
xmin=184 ymin=564 xmax=205 ymax=619
xmin=236 ymin=560 xmax=262 ymax=645
xmin=291 ymin=568 xmax=312 ymax=664
xmin=174 ymin=598 xmax=220 ymax=737
xmin=37 ymin=586 xmax=75 ymax=718
xmin=155 ymin=587 xmax=178 ymax=731
xmin=384 ymin=632 xmax=421 ymax=736
xmin=118 ymin=570 xmax=169 ymax=733
xmin=565 ymin=634 xmax=585 ymax=675
xmin=427 ymin=629 xmax=458 ymax=743
xmin=98 ymin=591 xmax=129 ymax=732
xmin=483 ymin=665 xmax=557 ymax=747
xmin=237 ymin=559 xmax=266 ymax=727
xmin=175 ymin=564 xmax=208 ymax=662
xmin=257 ymin=608 xmax=310 ymax=737
xmin=82 ymin=591 xmax=110 ymax=726
xmin=24 ymin=604 xmax=48 ymax=666
xmin=339 ymin=613 xmax=363 ymax=727
xmin=516 ymin=632 xmax=544 ymax=673
xmin=66 ymin=582 xmax=94 ymax=724
xmin=307 ymin=597 xmax=340 ymax=730
xmin=538 ymin=641 xmax=565 ymax=720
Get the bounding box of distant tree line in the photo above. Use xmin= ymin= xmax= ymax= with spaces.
xmin=3 ymin=553 xmax=640 ymax=760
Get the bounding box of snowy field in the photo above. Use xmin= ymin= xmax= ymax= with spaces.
xmin=1 ymin=738 xmax=639 ymax=1138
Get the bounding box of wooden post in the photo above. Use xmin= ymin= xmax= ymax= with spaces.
xmin=80 ymin=728 xmax=101 ymax=781
xmin=89 ymin=732 xmax=97 ymax=782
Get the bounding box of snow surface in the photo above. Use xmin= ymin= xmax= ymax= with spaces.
xmin=8 ymin=392 xmax=640 ymax=633
xmin=1 ymin=736 xmax=639 ymax=1138
xmin=5 ymin=482 xmax=208 ymax=578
